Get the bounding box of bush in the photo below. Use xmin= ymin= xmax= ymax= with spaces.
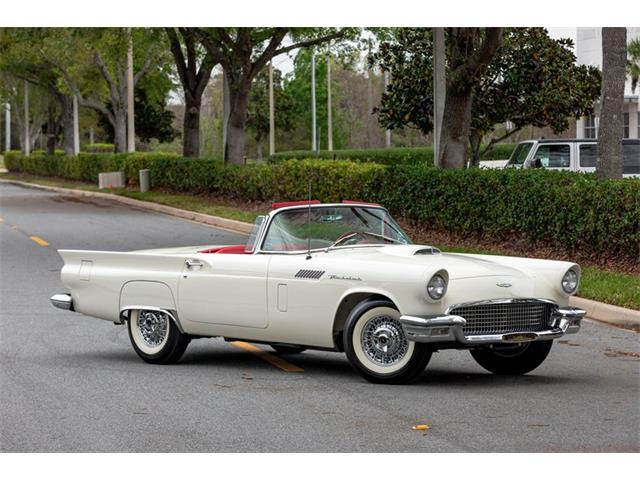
xmin=269 ymin=143 xmax=517 ymax=164
xmin=83 ymin=143 xmax=115 ymax=153
xmin=4 ymin=151 xmax=638 ymax=263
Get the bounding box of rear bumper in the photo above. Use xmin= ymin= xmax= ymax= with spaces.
xmin=51 ymin=293 xmax=74 ymax=311
xmin=400 ymin=306 xmax=585 ymax=346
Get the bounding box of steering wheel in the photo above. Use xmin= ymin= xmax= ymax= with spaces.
xmin=331 ymin=231 xmax=367 ymax=248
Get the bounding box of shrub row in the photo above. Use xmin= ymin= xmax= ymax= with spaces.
xmin=269 ymin=144 xmax=517 ymax=164
xmin=82 ymin=143 xmax=115 ymax=154
xmin=4 ymin=151 xmax=638 ymax=262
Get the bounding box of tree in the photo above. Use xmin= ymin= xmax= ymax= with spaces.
xmin=0 ymin=28 xmax=76 ymax=154
xmin=247 ymin=66 xmax=293 ymax=158
xmin=627 ymin=38 xmax=640 ymax=93
xmin=371 ymin=28 xmax=601 ymax=166
xmin=194 ymin=28 xmax=357 ymax=164
xmin=97 ymin=83 xmax=178 ymax=147
xmin=597 ymin=27 xmax=627 ymax=179
xmin=39 ymin=28 xmax=166 ymax=152
xmin=165 ymin=28 xmax=218 ymax=157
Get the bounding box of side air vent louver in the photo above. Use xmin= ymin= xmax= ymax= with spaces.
xmin=414 ymin=247 xmax=441 ymax=255
xmin=295 ymin=269 xmax=325 ymax=279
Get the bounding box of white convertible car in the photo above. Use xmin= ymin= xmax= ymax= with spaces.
xmin=51 ymin=200 xmax=585 ymax=384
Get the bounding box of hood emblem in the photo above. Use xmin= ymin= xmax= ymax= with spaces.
xmin=496 ymin=282 xmax=512 ymax=288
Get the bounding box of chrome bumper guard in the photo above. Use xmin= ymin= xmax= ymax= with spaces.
xmin=51 ymin=293 xmax=74 ymax=311
xmin=400 ymin=306 xmax=585 ymax=345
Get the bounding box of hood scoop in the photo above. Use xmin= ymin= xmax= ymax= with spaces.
xmin=413 ymin=247 xmax=441 ymax=255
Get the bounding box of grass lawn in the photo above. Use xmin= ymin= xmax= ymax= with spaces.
xmin=2 ymin=172 xmax=638 ymax=310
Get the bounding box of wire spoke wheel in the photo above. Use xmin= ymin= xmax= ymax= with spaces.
xmin=361 ymin=315 xmax=409 ymax=366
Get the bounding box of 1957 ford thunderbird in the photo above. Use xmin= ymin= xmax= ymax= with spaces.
xmin=51 ymin=200 xmax=585 ymax=384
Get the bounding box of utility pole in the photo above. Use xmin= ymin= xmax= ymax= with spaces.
xmin=383 ymin=70 xmax=391 ymax=148
xmin=311 ymin=49 xmax=317 ymax=153
xmin=24 ymin=80 xmax=30 ymax=156
xmin=222 ymin=70 xmax=230 ymax=161
xmin=327 ymin=51 xmax=333 ymax=152
xmin=4 ymin=103 xmax=10 ymax=152
xmin=126 ymin=28 xmax=135 ymax=153
xmin=73 ymin=95 xmax=80 ymax=155
xmin=433 ymin=27 xmax=446 ymax=167
xmin=268 ymin=61 xmax=275 ymax=157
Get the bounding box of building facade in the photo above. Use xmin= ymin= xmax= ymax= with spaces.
xmin=575 ymin=27 xmax=640 ymax=140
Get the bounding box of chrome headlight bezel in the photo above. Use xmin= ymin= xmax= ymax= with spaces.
xmin=427 ymin=270 xmax=448 ymax=301
xmin=561 ymin=268 xmax=579 ymax=295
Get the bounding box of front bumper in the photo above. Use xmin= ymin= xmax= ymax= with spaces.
xmin=51 ymin=293 xmax=74 ymax=311
xmin=400 ymin=306 xmax=585 ymax=346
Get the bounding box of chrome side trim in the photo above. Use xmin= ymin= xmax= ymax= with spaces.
xmin=400 ymin=299 xmax=585 ymax=346
xmin=51 ymin=293 xmax=74 ymax=311
xmin=119 ymin=305 xmax=184 ymax=333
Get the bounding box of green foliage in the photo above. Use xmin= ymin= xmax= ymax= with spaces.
xmin=270 ymin=144 xmax=516 ymax=163
xmin=5 ymin=151 xmax=638 ymax=264
xmin=247 ymin=67 xmax=294 ymax=147
xmin=83 ymin=143 xmax=115 ymax=153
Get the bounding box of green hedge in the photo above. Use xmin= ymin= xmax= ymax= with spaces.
xmin=269 ymin=144 xmax=517 ymax=164
xmin=4 ymin=151 xmax=638 ymax=262
xmin=83 ymin=143 xmax=115 ymax=153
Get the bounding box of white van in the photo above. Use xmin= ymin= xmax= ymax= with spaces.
xmin=504 ymin=139 xmax=640 ymax=178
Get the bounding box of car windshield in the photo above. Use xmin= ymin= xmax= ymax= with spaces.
xmin=507 ymin=142 xmax=534 ymax=166
xmin=262 ymin=206 xmax=412 ymax=252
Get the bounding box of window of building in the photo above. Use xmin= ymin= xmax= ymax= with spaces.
xmin=579 ymin=144 xmax=597 ymax=167
xmin=584 ymin=114 xmax=598 ymax=139
xmin=623 ymin=112 xmax=629 ymax=138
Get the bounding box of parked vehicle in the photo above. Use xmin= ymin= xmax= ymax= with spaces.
xmin=504 ymin=138 xmax=640 ymax=177
xmin=51 ymin=201 xmax=585 ymax=384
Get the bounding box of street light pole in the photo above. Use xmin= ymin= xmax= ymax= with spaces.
xmin=24 ymin=80 xmax=30 ymax=156
xmin=384 ymin=70 xmax=391 ymax=148
xmin=4 ymin=103 xmax=10 ymax=152
xmin=327 ymin=51 xmax=333 ymax=152
xmin=73 ymin=95 xmax=80 ymax=155
xmin=269 ymin=61 xmax=275 ymax=157
xmin=126 ymin=28 xmax=135 ymax=153
xmin=433 ymin=27 xmax=446 ymax=167
xmin=311 ymin=49 xmax=317 ymax=153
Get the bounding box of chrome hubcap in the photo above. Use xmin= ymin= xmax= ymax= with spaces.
xmin=137 ymin=310 xmax=168 ymax=348
xmin=361 ymin=315 xmax=409 ymax=365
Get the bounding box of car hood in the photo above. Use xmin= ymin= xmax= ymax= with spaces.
xmin=325 ymin=244 xmax=534 ymax=280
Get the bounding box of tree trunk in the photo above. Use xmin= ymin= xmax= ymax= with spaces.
xmin=46 ymin=101 xmax=57 ymax=155
xmin=469 ymin=130 xmax=483 ymax=167
xmin=256 ymin=140 xmax=263 ymax=160
xmin=183 ymin=96 xmax=201 ymax=157
xmin=58 ymin=95 xmax=75 ymax=156
xmin=225 ymin=86 xmax=250 ymax=164
xmin=440 ymin=92 xmax=473 ymax=168
xmin=597 ymin=27 xmax=627 ymax=179
xmin=114 ymin=108 xmax=127 ymax=153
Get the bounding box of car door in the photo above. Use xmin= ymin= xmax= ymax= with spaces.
xmin=530 ymin=143 xmax=571 ymax=170
xmin=177 ymin=253 xmax=271 ymax=328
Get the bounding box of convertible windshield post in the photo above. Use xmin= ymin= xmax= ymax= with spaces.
xmin=259 ymin=205 xmax=411 ymax=253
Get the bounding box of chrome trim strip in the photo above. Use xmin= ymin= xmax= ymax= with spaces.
xmin=51 ymin=293 xmax=74 ymax=311
xmin=119 ymin=305 xmax=184 ymax=333
xmin=401 ymin=299 xmax=586 ymax=346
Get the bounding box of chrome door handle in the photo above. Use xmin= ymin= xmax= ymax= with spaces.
xmin=185 ymin=259 xmax=203 ymax=268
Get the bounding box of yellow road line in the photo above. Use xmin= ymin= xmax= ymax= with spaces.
xmin=30 ymin=235 xmax=49 ymax=247
xmin=231 ymin=341 xmax=304 ymax=372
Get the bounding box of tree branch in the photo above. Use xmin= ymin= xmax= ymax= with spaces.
xmin=273 ymin=29 xmax=349 ymax=57
xmin=94 ymin=52 xmax=120 ymax=105
xmin=133 ymin=49 xmax=154 ymax=86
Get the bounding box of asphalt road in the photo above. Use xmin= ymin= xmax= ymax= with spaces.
xmin=1 ymin=182 xmax=638 ymax=452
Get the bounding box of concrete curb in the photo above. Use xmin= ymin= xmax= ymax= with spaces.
xmin=0 ymin=178 xmax=253 ymax=235
xmin=570 ymin=297 xmax=640 ymax=330
xmin=2 ymin=177 xmax=638 ymax=329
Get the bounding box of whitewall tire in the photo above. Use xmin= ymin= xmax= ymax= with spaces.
xmin=127 ymin=309 xmax=190 ymax=364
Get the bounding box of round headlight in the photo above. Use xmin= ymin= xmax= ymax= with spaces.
xmin=427 ymin=274 xmax=447 ymax=300
xmin=561 ymin=269 xmax=579 ymax=294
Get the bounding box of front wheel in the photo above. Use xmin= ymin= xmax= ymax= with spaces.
xmin=128 ymin=309 xmax=190 ymax=364
xmin=470 ymin=340 xmax=553 ymax=375
xmin=343 ymin=299 xmax=432 ymax=384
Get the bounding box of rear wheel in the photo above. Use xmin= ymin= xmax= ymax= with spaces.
xmin=470 ymin=340 xmax=553 ymax=375
xmin=127 ymin=309 xmax=190 ymax=364
xmin=343 ymin=299 xmax=432 ymax=384
xmin=270 ymin=344 xmax=307 ymax=355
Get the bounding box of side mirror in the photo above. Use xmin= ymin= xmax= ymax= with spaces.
xmin=530 ymin=158 xmax=543 ymax=169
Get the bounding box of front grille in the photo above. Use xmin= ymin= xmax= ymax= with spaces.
xmin=449 ymin=300 xmax=552 ymax=336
